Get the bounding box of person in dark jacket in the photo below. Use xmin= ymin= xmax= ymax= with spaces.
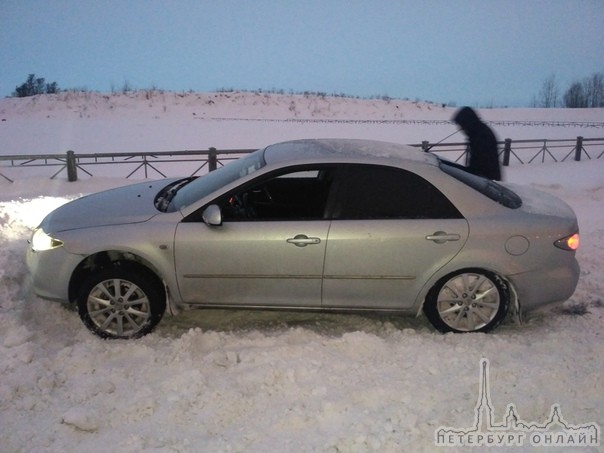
xmin=452 ymin=106 xmax=501 ymax=181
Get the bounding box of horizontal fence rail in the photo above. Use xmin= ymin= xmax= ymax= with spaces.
xmin=210 ymin=117 xmax=604 ymax=128
xmin=1 ymin=137 xmax=603 ymax=182
xmin=416 ymin=137 xmax=604 ymax=166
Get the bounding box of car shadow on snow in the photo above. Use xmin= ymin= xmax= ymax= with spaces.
xmin=517 ymin=297 xmax=602 ymax=331
xmin=156 ymin=298 xmax=601 ymax=339
xmin=157 ymin=308 xmax=433 ymax=338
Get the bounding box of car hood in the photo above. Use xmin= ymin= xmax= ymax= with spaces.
xmin=40 ymin=179 xmax=176 ymax=233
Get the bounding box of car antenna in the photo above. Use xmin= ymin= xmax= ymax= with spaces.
xmin=424 ymin=128 xmax=462 ymax=152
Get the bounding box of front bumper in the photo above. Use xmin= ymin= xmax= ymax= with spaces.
xmin=26 ymin=246 xmax=83 ymax=302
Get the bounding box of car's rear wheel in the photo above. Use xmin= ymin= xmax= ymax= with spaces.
xmin=77 ymin=267 xmax=166 ymax=339
xmin=424 ymin=269 xmax=509 ymax=333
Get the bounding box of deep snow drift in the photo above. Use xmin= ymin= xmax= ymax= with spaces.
xmin=0 ymin=93 xmax=603 ymax=452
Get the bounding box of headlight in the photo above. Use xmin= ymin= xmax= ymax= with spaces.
xmin=30 ymin=228 xmax=64 ymax=251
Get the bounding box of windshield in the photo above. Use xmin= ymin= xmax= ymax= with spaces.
xmin=167 ymin=149 xmax=266 ymax=211
xmin=439 ymin=159 xmax=522 ymax=209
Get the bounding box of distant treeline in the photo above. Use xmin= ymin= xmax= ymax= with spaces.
xmin=532 ymin=73 xmax=604 ymax=108
xmin=13 ymin=74 xmax=59 ymax=97
xmin=10 ymin=72 xmax=604 ymax=108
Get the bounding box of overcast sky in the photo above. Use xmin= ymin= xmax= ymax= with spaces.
xmin=1 ymin=0 xmax=603 ymax=107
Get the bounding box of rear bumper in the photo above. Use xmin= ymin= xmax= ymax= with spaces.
xmin=509 ymin=258 xmax=580 ymax=311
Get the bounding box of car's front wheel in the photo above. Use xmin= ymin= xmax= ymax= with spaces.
xmin=424 ymin=269 xmax=509 ymax=333
xmin=77 ymin=266 xmax=166 ymax=339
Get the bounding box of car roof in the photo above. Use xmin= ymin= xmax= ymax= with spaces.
xmin=262 ymin=139 xmax=439 ymax=167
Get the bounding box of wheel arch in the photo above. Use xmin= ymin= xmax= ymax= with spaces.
xmin=415 ymin=260 xmax=517 ymax=313
xmin=68 ymin=250 xmax=166 ymax=305
xmin=417 ymin=266 xmax=520 ymax=331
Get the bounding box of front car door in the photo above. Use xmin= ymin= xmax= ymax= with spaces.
xmin=322 ymin=164 xmax=469 ymax=309
xmin=174 ymin=165 xmax=336 ymax=307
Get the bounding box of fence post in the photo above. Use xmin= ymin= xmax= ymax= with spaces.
xmin=502 ymin=138 xmax=512 ymax=166
xmin=208 ymin=147 xmax=217 ymax=171
xmin=574 ymin=136 xmax=583 ymax=161
xmin=421 ymin=141 xmax=430 ymax=152
xmin=66 ymin=150 xmax=78 ymax=182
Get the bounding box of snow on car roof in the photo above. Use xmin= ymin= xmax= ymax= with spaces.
xmin=263 ymin=139 xmax=438 ymax=166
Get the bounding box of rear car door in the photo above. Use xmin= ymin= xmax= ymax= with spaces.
xmin=174 ymin=165 xmax=336 ymax=307
xmin=322 ymin=164 xmax=469 ymax=309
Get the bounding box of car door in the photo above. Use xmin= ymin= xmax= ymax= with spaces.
xmin=322 ymin=164 xmax=469 ymax=309
xmin=174 ymin=165 xmax=336 ymax=307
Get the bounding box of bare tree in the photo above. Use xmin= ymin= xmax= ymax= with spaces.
xmin=563 ymin=82 xmax=587 ymax=108
xmin=562 ymin=72 xmax=604 ymax=108
xmin=538 ymin=74 xmax=559 ymax=108
xmin=583 ymin=72 xmax=604 ymax=107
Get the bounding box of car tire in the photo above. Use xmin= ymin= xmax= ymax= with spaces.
xmin=77 ymin=266 xmax=166 ymax=339
xmin=424 ymin=269 xmax=509 ymax=333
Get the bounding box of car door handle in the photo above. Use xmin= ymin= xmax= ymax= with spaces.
xmin=287 ymin=234 xmax=321 ymax=247
xmin=425 ymin=231 xmax=461 ymax=244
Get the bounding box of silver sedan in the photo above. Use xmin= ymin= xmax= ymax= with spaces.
xmin=27 ymin=139 xmax=580 ymax=338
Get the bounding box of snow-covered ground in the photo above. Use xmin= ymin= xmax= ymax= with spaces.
xmin=1 ymin=91 xmax=603 ymax=154
xmin=0 ymin=93 xmax=603 ymax=452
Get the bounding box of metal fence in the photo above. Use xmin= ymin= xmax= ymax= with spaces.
xmin=1 ymin=136 xmax=603 ymax=183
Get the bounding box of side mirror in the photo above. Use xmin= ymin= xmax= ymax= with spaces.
xmin=202 ymin=204 xmax=222 ymax=226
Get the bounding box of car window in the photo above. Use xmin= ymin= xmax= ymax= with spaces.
xmin=218 ymin=165 xmax=336 ymax=221
xmin=332 ymin=164 xmax=462 ymax=219
xmin=169 ymin=149 xmax=266 ymax=212
xmin=439 ymin=160 xmax=522 ymax=209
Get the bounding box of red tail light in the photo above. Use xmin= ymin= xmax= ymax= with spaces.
xmin=555 ymin=232 xmax=580 ymax=251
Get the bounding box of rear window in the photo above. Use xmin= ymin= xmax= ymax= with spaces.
xmin=439 ymin=161 xmax=522 ymax=209
xmin=334 ymin=164 xmax=463 ymax=219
